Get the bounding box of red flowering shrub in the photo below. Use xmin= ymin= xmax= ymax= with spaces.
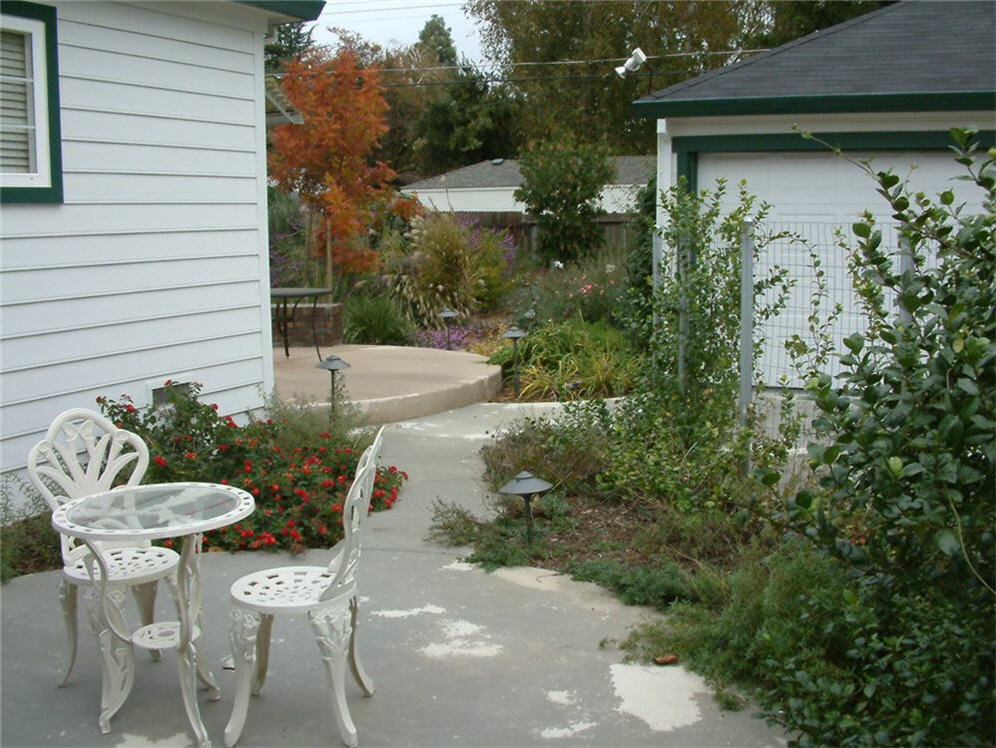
xmin=98 ymin=383 xmax=406 ymax=552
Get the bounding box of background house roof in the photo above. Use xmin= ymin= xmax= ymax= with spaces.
xmin=634 ymin=0 xmax=995 ymax=118
xmin=406 ymin=156 xmax=654 ymax=191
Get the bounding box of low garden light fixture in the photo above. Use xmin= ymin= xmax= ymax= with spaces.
xmin=316 ymin=353 xmax=350 ymax=425
xmin=498 ymin=470 xmax=553 ymax=544
xmin=502 ymin=325 xmax=527 ymax=398
xmin=440 ymin=308 xmax=459 ymax=350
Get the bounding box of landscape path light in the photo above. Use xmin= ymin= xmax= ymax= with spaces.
xmin=502 ymin=325 xmax=527 ymax=398
xmin=498 ymin=471 xmax=553 ymax=544
xmin=316 ymin=353 xmax=350 ymax=426
xmin=439 ymin=308 xmax=459 ymax=350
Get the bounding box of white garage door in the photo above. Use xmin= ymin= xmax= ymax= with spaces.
xmin=696 ymin=150 xmax=984 ymax=388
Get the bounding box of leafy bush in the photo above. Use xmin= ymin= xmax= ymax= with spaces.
xmin=487 ymin=319 xmax=638 ymax=399
xmin=570 ymin=559 xmax=695 ymax=609
xmin=479 ymin=402 xmax=614 ymax=496
xmin=515 ymin=137 xmax=615 ymax=264
xmin=510 ymin=249 xmax=628 ymax=326
xmin=98 ymin=383 xmax=406 ymax=553
xmin=343 ymin=293 xmax=414 ymax=345
xmin=773 ymin=130 xmax=996 ymax=745
xmin=1 ymin=475 xmax=61 ymax=583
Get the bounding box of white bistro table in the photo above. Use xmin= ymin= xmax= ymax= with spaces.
xmin=51 ymin=482 xmax=254 ymax=747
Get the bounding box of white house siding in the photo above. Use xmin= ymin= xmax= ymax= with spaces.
xmin=0 ymin=1 xmax=276 ymax=476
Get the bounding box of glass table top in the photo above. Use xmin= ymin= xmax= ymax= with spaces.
xmin=52 ymin=482 xmax=254 ymax=541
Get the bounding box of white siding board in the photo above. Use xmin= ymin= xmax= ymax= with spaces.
xmin=3 ymin=308 xmax=262 ymax=374
xmin=56 ymin=2 xmax=260 ymax=51
xmin=0 ymin=230 xmax=257 ymax=270
xmin=59 ymin=17 xmax=254 ymax=72
xmin=62 ymin=172 xmax=257 ymax=203
xmin=1 ymin=1 xmax=276 ymax=480
xmin=2 ymin=255 xmax=260 ymax=303
xmin=2 ymin=282 xmax=262 ymax=342
xmin=3 ymin=334 xmax=262 ymax=405
xmin=58 ymin=45 xmax=252 ymax=97
xmin=61 ymin=109 xmax=256 ymax=150
xmin=63 ymin=140 xmax=255 ymax=175
xmin=2 ymin=204 xmax=257 ymax=236
xmin=60 ymin=77 xmax=254 ymax=124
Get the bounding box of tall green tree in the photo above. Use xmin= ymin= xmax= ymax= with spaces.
xmin=515 ymin=138 xmax=615 ymax=264
xmin=264 ymin=22 xmax=313 ymax=72
xmin=418 ymin=14 xmax=458 ymax=67
xmin=415 ymin=65 xmax=521 ymax=175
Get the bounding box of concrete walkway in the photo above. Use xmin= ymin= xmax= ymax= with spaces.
xmin=274 ymin=345 xmax=502 ymax=424
xmin=1 ymin=402 xmax=787 ymax=748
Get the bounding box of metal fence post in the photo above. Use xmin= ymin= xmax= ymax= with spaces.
xmin=739 ymin=219 xmax=755 ymax=426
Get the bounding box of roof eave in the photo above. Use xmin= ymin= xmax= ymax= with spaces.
xmin=235 ymin=1 xmax=324 ymax=22
xmin=633 ymin=91 xmax=996 ymax=119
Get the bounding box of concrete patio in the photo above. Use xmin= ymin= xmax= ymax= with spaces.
xmin=1 ymin=347 xmax=789 ymax=747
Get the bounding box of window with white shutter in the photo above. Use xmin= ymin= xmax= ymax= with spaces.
xmin=1 ymin=2 xmax=62 ymax=203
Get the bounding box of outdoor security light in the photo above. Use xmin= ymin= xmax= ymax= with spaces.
xmin=615 ymin=47 xmax=647 ymax=78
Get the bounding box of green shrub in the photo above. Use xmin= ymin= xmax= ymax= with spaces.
xmin=343 ymin=293 xmax=414 ymax=345
xmin=774 ymin=129 xmax=996 ymax=745
xmin=510 ymin=249 xmax=628 ymax=326
xmin=480 ymin=401 xmax=614 ymax=497
xmin=1 ymin=475 xmax=61 ymax=583
xmin=515 ymin=137 xmax=614 ymax=264
xmin=570 ymin=559 xmax=695 ymax=609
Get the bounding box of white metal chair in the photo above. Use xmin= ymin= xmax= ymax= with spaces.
xmin=27 ymin=408 xmax=180 ymax=685
xmin=224 ymin=427 xmax=385 ymax=747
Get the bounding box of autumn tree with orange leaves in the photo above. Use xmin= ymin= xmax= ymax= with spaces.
xmin=269 ymin=47 xmax=419 ymax=276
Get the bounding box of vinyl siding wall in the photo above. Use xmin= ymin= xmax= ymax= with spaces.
xmin=0 ymin=1 xmax=275 ymax=476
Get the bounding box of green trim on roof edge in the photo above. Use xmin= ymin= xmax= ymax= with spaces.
xmin=236 ymin=1 xmax=324 ymax=21
xmin=672 ymin=129 xmax=996 ymax=192
xmin=634 ymin=92 xmax=996 ymax=119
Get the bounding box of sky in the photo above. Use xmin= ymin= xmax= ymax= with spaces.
xmin=305 ymin=1 xmax=485 ymax=65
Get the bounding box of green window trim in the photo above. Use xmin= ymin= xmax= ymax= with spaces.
xmin=673 ymin=130 xmax=996 ymax=193
xmin=0 ymin=1 xmax=62 ymax=204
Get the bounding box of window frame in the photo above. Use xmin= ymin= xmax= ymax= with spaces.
xmin=1 ymin=1 xmax=62 ymax=204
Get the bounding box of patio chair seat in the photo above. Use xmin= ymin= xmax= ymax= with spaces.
xmin=62 ymin=546 xmax=179 ymax=586
xmin=229 ymin=562 xmax=351 ymax=614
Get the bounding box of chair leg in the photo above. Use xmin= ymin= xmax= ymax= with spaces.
xmin=57 ymin=579 xmax=79 ymax=686
xmin=225 ymin=607 xmax=264 ymax=748
xmin=131 ymin=581 xmax=163 ymax=662
xmin=310 ymin=606 xmax=358 ymax=748
xmin=251 ymin=614 xmax=274 ymax=695
xmin=85 ymin=586 xmax=134 ymax=734
xmin=177 ymin=639 xmax=211 ymax=748
xmin=348 ymin=596 xmax=375 ymax=696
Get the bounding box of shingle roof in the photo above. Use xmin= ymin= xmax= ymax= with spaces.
xmin=406 ymin=156 xmax=654 ymax=191
xmin=634 ymin=0 xmax=995 ymax=118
